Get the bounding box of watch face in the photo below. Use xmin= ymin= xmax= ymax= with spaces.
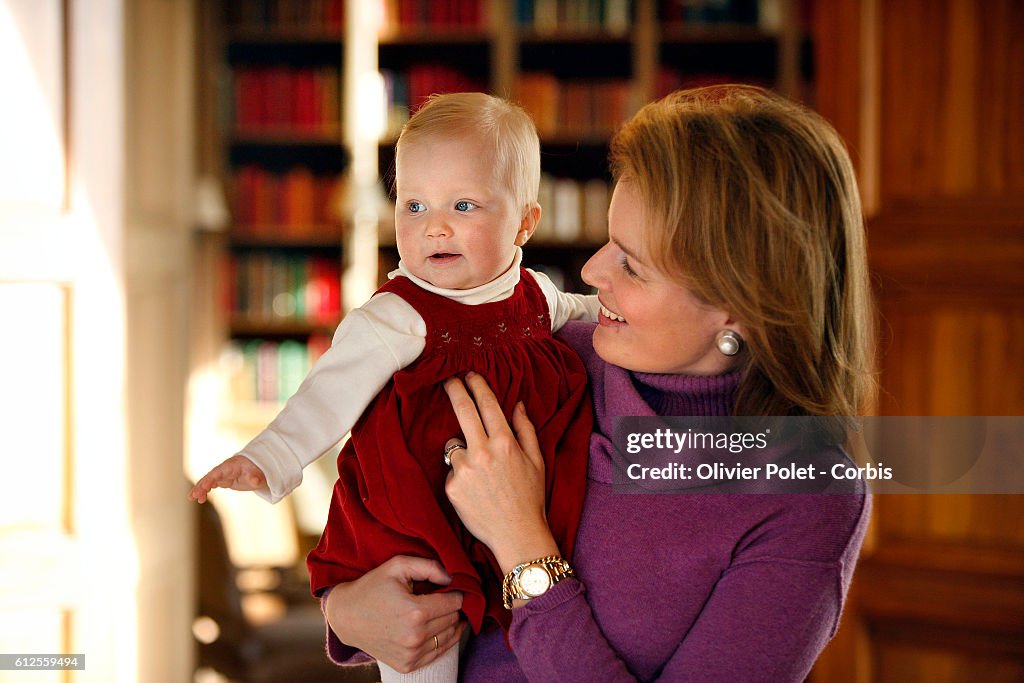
xmin=519 ymin=565 xmax=552 ymax=597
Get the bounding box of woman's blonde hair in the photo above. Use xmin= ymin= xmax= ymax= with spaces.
xmin=396 ymin=92 xmax=541 ymax=214
xmin=610 ymin=85 xmax=875 ymax=440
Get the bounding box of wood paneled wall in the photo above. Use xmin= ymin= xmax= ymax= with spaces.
xmin=812 ymin=0 xmax=1024 ymax=680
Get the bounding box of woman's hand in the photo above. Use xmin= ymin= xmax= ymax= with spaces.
xmin=443 ymin=372 xmax=561 ymax=574
xmin=324 ymin=556 xmax=466 ymax=674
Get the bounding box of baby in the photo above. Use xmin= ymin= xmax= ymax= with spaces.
xmin=191 ymin=92 xmax=597 ymax=682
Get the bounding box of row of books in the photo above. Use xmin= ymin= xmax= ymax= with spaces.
xmin=232 ymin=67 xmax=340 ymax=134
xmin=226 ymin=0 xmax=345 ymax=32
xmin=534 ymin=174 xmax=609 ymax=245
xmin=660 ymin=0 xmax=760 ymax=26
xmin=226 ymin=254 xmax=342 ymax=325
xmin=379 ymin=0 xmax=486 ymax=31
xmin=233 ymin=165 xmax=345 ymax=237
xmin=223 ymin=335 xmax=332 ymax=404
xmin=517 ymin=73 xmax=632 ymax=138
xmin=381 ymin=66 xmax=487 ymax=137
xmin=654 ymin=67 xmax=770 ymax=99
xmin=516 ymin=0 xmax=632 ymax=33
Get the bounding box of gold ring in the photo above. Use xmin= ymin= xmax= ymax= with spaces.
xmin=443 ymin=441 xmax=466 ymax=467
xmin=433 ymin=635 xmax=439 ymax=650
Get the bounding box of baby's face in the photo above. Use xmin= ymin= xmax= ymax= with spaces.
xmin=395 ymin=134 xmax=527 ymax=290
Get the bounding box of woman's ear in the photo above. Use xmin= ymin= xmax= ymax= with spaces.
xmin=720 ymin=312 xmax=745 ymax=341
xmin=717 ymin=312 xmax=747 ymax=357
xmin=515 ymin=204 xmax=541 ymax=246
xmin=725 ymin=316 xmax=744 ymax=339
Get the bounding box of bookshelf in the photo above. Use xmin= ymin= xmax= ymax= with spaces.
xmin=191 ymin=0 xmax=358 ymax=587
xmin=205 ymin=1 xmax=349 ymax=412
xmin=198 ymin=0 xmax=815 ymax=407
xmin=189 ymin=0 xmax=817 ymax=599
xmin=373 ymin=0 xmax=814 ymax=293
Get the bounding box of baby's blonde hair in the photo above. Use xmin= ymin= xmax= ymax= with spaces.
xmin=396 ymin=92 xmax=541 ymax=214
xmin=611 ymin=85 xmax=875 ymax=442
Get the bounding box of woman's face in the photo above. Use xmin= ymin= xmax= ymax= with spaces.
xmin=581 ymin=181 xmax=743 ymax=376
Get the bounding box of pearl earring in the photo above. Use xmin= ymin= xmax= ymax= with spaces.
xmin=716 ymin=330 xmax=742 ymax=356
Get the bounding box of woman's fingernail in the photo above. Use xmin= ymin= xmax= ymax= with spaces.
xmin=465 ymin=371 xmax=476 ymax=379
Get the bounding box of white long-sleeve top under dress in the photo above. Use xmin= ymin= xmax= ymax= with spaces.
xmin=239 ymin=248 xmax=599 ymax=503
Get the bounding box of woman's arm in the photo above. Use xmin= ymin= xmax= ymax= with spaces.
xmin=505 ymin=557 xmax=845 ymax=682
xmin=442 ymin=373 xmax=636 ymax=677
xmin=442 ymin=373 xmax=860 ymax=681
xmin=321 ymin=556 xmax=466 ymax=673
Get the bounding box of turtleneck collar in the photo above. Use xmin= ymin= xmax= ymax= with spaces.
xmin=631 ymin=368 xmax=742 ymax=418
xmin=390 ymin=247 xmax=523 ymax=305
xmin=583 ymin=348 xmax=745 ymax=485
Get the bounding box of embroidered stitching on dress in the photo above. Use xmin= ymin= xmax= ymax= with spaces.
xmin=429 ymin=312 xmax=546 ymax=352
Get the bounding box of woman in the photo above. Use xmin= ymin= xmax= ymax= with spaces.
xmin=322 ymin=85 xmax=874 ymax=681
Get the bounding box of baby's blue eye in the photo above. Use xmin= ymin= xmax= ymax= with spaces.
xmin=455 ymin=200 xmax=477 ymax=212
xmin=407 ymin=201 xmax=425 ymax=213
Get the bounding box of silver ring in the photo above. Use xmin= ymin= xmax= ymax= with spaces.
xmin=443 ymin=441 xmax=466 ymax=467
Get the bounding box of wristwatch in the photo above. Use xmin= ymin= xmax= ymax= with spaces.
xmin=502 ymin=555 xmax=575 ymax=609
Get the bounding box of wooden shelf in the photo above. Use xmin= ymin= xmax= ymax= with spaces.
xmin=229 ymin=317 xmax=341 ymax=338
xmin=229 ymin=227 xmax=344 ymax=249
xmin=658 ymin=24 xmax=777 ymax=44
xmin=518 ymin=29 xmax=633 ymax=44
xmin=228 ymin=28 xmax=343 ymax=43
xmin=230 ymin=131 xmax=343 ymax=146
xmin=378 ymin=29 xmax=491 ymax=45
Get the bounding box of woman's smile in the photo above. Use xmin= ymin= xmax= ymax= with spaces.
xmin=598 ymin=301 xmax=627 ymax=325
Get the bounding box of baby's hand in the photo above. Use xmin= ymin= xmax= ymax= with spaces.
xmin=189 ymin=455 xmax=267 ymax=503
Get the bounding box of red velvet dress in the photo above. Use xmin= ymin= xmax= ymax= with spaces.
xmin=307 ymin=270 xmax=592 ymax=633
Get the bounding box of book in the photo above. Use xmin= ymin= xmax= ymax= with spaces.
xmin=233 ymin=67 xmax=340 ymax=134
xmin=227 ymin=0 xmax=346 ymax=32
xmin=228 ymin=253 xmax=341 ymax=325
xmin=552 ymin=177 xmax=582 ymax=242
xmin=516 ymin=0 xmax=635 ymax=32
xmin=516 ymin=73 xmax=559 ymax=138
xmin=225 ymin=333 xmax=334 ymax=405
xmin=535 ymin=174 xmax=556 ymax=243
xmin=582 ymin=178 xmax=609 ymax=244
xmin=277 ymin=339 xmax=309 ymax=402
xmin=517 ymin=74 xmax=631 ymax=138
xmin=382 ymin=0 xmax=485 ymax=29
xmin=233 ymin=165 xmax=344 ymax=238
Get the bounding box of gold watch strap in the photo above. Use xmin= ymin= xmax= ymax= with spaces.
xmin=502 ymin=555 xmax=575 ymax=609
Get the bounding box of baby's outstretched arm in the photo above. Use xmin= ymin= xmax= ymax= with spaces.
xmin=189 ymin=455 xmax=267 ymax=503
xmin=188 ymin=294 xmax=427 ymax=504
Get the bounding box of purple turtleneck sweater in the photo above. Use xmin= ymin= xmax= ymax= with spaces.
xmin=327 ymin=322 xmax=870 ymax=681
